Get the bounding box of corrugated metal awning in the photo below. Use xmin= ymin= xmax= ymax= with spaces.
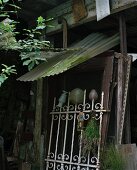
xmin=17 ymin=32 xmax=119 ymax=81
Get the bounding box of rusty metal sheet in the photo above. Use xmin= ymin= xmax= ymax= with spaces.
xmin=72 ymin=0 xmax=87 ymax=22
xmin=96 ymin=0 xmax=110 ymax=21
xmin=17 ymin=33 xmax=119 ymax=81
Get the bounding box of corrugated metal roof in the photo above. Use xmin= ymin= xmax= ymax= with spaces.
xmin=17 ymin=32 xmax=120 ymax=81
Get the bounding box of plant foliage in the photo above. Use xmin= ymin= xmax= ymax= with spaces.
xmin=81 ymin=118 xmax=99 ymax=156
xmin=0 ymin=64 xmax=16 ymax=87
xmin=19 ymin=20 xmax=51 ymax=70
xmin=101 ymin=145 xmax=125 ymax=170
xmin=0 ymin=0 xmax=52 ymax=85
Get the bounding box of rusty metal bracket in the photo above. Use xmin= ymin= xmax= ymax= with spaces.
xmin=118 ymin=56 xmax=132 ymax=144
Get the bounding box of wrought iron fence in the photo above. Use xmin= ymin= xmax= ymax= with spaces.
xmin=45 ymin=90 xmax=106 ymax=170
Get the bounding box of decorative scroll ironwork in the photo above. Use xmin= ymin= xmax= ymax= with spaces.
xmin=45 ymin=90 xmax=108 ymax=170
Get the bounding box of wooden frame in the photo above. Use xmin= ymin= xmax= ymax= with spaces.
xmin=43 ymin=51 xmax=115 ymax=148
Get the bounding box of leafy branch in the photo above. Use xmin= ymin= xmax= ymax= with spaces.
xmin=0 ymin=0 xmax=20 ymax=50
xmin=0 ymin=0 xmax=53 ymax=83
xmin=19 ymin=16 xmax=52 ymax=70
xmin=0 ymin=64 xmax=16 ymax=87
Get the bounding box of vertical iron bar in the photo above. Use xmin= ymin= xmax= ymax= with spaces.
xmin=46 ymin=114 xmax=54 ymax=170
xmin=97 ymin=92 xmax=104 ymax=170
xmin=87 ymin=152 xmax=90 ymax=170
xmin=92 ymin=99 xmax=95 ymax=111
xmin=69 ymin=104 xmax=77 ymax=170
xmin=78 ymin=130 xmax=83 ymax=170
xmin=83 ymin=90 xmax=89 ymax=170
xmin=62 ymin=94 xmax=70 ymax=166
xmin=53 ymin=113 xmax=61 ymax=170
xmin=53 ymin=97 xmax=56 ymax=112
xmin=83 ymin=90 xmax=86 ymax=110
xmin=78 ymin=90 xmax=86 ymax=169
xmin=46 ymin=98 xmax=56 ymax=170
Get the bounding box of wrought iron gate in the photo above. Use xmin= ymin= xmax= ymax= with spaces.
xmin=45 ymin=90 xmax=106 ymax=170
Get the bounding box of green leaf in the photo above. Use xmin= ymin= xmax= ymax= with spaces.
xmin=37 ymin=16 xmax=45 ymax=24
xmin=23 ymin=60 xmax=32 ymax=66
xmin=47 ymin=25 xmax=55 ymax=28
xmin=0 ymin=76 xmax=6 ymax=83
xmin=45 ymin=18 xmax=54 ymax=22
xmin=3 ymin=0 xmax=9 ymax=3
xmin=8 ymin=4 xmax=21 ymax=9
xmin=28 ymin=61 xmax=35 ymax=71
xmin=36 ymin=25 xmax=46 ymax=30
xmin=35 ymin=60 xmax=39 ymax=65
xmin=0 ymin=14 xmax=9 ymax=17
xmin=2 ymin=64 xmax=8 ymax=68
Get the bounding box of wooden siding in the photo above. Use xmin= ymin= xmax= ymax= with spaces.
xmin=45 ymin=0 xmax=137 ymax=34
xmin=117 ymin=144 xmax=137 ymax=170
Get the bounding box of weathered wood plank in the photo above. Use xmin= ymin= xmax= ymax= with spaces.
xmin=101 ymin=55 xmax=114 ymax=146
xmin=117 ymin=144 xmax=137 ymax=170
xmin=45 ymin=0 xmax=137 ymax=34
xmin=119 ymin=14 xmax=127 ymax=55
xmin=111 ymin=0 xmax=137 ymax=13
xmin=117 ymin=55 xmax=132 ymax=144
xmin=72 ymin=0 xmax=87 ymax=22
xmin=34 ymin=79 xmax=43 ymax=166
xmin=116 ymin=54 xmax=123 ymax=143
xmin=21 ymin=163 xmax=31 ymax=170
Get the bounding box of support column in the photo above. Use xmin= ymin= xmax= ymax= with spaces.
xmin=33 ymin=78 xmax=43 ymax=169
xmin=117 ymin=13 xmax=127 ymax=144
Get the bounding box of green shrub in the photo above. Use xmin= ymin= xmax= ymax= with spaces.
xmin=81 ymin=118 xmax=99 ymax=156
xmin=101 ymin=145 xmax=125 ymax=170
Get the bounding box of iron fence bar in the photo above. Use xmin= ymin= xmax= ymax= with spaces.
xmin=78 ymin=90 xmax=86 ymax=170
xmin=96 ymin=92 xmax=104 ymax=170
xmin=46 ymin=114 xmax=54 ymax=170
xmin=52 ymin=97 xmax=56 ymax=112
xmin=62 ymin=117 xmax=68 ymax=157
xmin=45 ymin=90 xmax=107 ymax=170
xmin=69 ymin=112 xmax=76 ymax=170
xmin=83 ymin=90 xmax=86 ymax=110
xmin=53 ymin=113 xmax=61 ymax=170
xmin=78 ymin=129 xmax=83 ymax=170
xmin=46 ymin=98 xmax=56 ymax=169
xmin=62 ymin=94 xmax=70 ymax=167
xmin=50 ymin=109 xmax=109 ymax=114
xmin=45 ymin=158 xmax=98 ymax=168
xmin=87 ymin=152 xmax=90 ymax=170
xmin=85 ymin=90 xmax=89 ymax=170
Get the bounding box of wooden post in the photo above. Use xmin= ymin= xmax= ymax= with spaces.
xmin=62 ymin=18 xmax=68 ymax=48
xmin=117 ymin=13 xmax=128 ymax=144
xmin=117 ymin=54 xmax=124 ymax=143
xmin=119 ymin=14 xmax=127 ymax=55
xmin=101 ymin=55 xmax=114 ymax=146
xmin=33 ymin=78 xmax=43 ymax=168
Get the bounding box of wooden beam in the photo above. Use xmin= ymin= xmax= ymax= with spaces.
xmin=101 ymin=55 xmax=114 ymax=146
xmin=34 ymin=79 xmax=43 ymax=165
xmin=62 ymin=18 xmax=68 ymax=48
xmin=119 ymin=14 xmax=127 ymax=55
xmin=116 ymin=13 xmax=127 ymax=144
xmin=116 ymin=53 xmax=124 ymax=143
xmin=45 ymin=0 xmax=137 ymax=35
